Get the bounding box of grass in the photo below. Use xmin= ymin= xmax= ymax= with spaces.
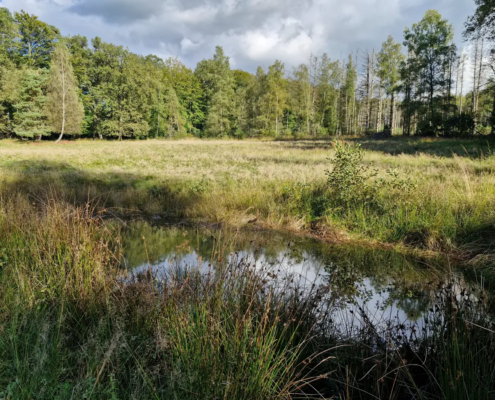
xmin=0 ymin=198 xmax=330 ymax=399
xmin=0 ymin=137 xmax=494 ymax=258
xmin=1 ymin=197 xmax=494 ymax=399
xmin=1 ymin=136 xmax=495 ymax=398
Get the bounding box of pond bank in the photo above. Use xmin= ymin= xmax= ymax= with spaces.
xmin=1 ymin=200 xmax=494 ymax=399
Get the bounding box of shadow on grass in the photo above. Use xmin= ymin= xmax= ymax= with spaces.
xmin=349 ymin=137 xmax=495 ymax=158
xmin=1 ymin=160 xmax=200 ymax=219
xmin=276 ymin=136 xmax=495 ymax=158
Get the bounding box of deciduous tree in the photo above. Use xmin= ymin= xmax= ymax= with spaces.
xmin=46 ymin=41 xmax=84 ymax=142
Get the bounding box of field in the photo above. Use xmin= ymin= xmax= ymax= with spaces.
xmin=1 ymin=137 xmax=494 ymax=258
xmin=1 ymin=137 xmax=495 ymax=399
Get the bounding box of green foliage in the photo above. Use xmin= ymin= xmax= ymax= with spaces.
xmin=326 ymin=141 xmax=416 ymax=210
xmin=281 ymin=183 xmax=330 ymax=223
xmin=46 ymin=40 xmax=85 ymax=140
xmin=0 ymin=6 xmax=492 ymax=140
xmin=0 ymin=246 xmax=7 ymax=272
xmin=326 ymin=141 xmax=379 ymax=208
xmin=402 ymin=10 xmax=457 ymax=137
xmin=377 ymin=36 xmax=405 ymax=96
xmin=13 ymin=68 xmax=50 ymax=139
xmin=195 ymin=46 xmax=235 ymax=136
xmin=89 ymin=39 xmax=151 ymax=140
xmin=445 ymin=113 xmax=476 ymax=137
xmin=464 ymin=0 xmax=495 ymax=40
xmin=14 ymin=10 xmax=60 ymax=68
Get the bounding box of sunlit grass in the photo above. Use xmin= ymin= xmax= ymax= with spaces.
xmin=0 ymin=137 xmax=494 ymax=256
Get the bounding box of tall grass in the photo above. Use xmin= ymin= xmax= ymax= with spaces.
xmin=0 ymin=195 xmax=494 ymax=398
xmin=0 ymin=136 xmax=495 ymax=398
xmin=0 ymin=137 xmax=493 ymax=257
xmin=0 ymin=196 xmax=325 ymax=399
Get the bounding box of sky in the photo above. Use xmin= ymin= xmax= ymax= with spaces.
xmin=0 ymin=0 xmax=476 ymax=72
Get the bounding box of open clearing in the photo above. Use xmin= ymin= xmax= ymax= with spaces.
xmin=1 ymin=137 xmax=494 ymax=258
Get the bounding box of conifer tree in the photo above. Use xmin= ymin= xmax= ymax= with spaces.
xmin=46 ymin=41 xmax=84 ymax=142
xmin=195 ymin=47 xmax=235 ymax=136
xmin=377 ymin=36 xmax=405 ymax=134
xmin=13 ymin=68 xmax=50 ymax=140
xmin=14 ymin=11 xmax=60 ymax=68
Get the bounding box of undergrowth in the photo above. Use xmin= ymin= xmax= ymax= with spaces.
xmin=0 ymin=194 xmax=494 ymax=399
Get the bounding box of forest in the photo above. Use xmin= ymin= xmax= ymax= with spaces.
xmin=0 ymin=4 xmax=494 ymax=141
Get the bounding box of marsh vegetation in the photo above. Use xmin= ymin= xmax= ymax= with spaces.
xmin=0 ymin=137 xmax=494 ymax=399
xmin=1 ymin=0 xmax=495 ymax=397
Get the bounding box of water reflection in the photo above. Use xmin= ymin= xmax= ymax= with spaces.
xmin=118 ymin=221 xmax=494 ymax=398
xmin=120 ymin=222 xmax=457 ymax=324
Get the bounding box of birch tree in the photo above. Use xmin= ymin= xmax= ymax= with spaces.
xmin=46 ymin=41 xmax=84 ymax=142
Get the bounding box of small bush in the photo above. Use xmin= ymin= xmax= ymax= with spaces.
xmin=326 ymin=140 xmax=416 ymax=212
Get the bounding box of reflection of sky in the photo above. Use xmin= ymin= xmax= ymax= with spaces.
xmin=130 ymin=247 xmax=428 ymax=340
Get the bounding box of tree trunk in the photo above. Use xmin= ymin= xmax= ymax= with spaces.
xmin=119 ymin=114 xmax=123 ymax=141
xmin=56 ymin=62 xmax=66 ymax=143
xmin=321 ymin=89 xmax=326 ymax=126
xmin=491 ymin=84 xmax=495 ymax=136
xmin=157 ymin=113 xmax=160 ymax=137
xmin=376 ymin=86 xmax=382 ymax=133
xmin=472 ymin=40 xmax=480 ymax=135
xmin=390 ymin=92 xmax=395 ymax=135
xmin=275 ymin=94 xmax=279 ymax=136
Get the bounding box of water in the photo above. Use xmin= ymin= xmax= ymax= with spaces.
xmin=120 ymin=221 xmax=487 ymax=340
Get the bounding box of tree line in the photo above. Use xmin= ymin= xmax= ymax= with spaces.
xmin=0 ymin=2 xmax=493 ymax=141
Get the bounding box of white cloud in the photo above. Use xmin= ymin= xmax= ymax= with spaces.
xmin=0 ymin=0 xmax=474 ymax=72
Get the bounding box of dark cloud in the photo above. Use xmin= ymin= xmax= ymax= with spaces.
xmin=2 ymin=0 xmax=476 ymax=73
xmin=68 ymin=0 xmax=164 ymax=23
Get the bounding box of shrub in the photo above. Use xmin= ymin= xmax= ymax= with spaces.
xmin=326 ymin=140 xmax=416 ymax=212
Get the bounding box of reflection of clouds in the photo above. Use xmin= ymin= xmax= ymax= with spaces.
xmin=129 ymin=245 xmax=428 ymax=340
xmin=124 ymin=224 xmax=491 ymax=356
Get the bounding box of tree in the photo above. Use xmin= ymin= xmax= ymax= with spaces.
xmin=89 ymin=39 xmax=151 ymax=140
xmin=0 ymin=9 xmax=20 ymax=135
xmin=340 ymin=54 xmax=357 ymax=135
xmin=403 ymin=10 xmax=456 ymax=135
xmin=14 ymin=11 xmax=60 ymax=68
xmin=0 ymin=8 xmax=19 ymax=56
xmin=195 ymin=47 xmax=235 ymax=136
xmin=262 ymin=60 xmax=288 ymax=136
xmin=232 ymin=69 xmax=254 ymax=136
xmin=291 ymin=63 xmax=312 ymax=135
xmin=46 ymin=41 xmax=84 ymax=142
xmin=377 ymin=36 xmax=405 ymax=134
xmin=163 ymin=58 xmax=204 ymax=135
xmin=0 ymin=57 xmax=20 ymax=135
xmin=464 ymin=0 xmax=495 ymax=41
xmin=13 ymin=68 xmax=50 ymax=140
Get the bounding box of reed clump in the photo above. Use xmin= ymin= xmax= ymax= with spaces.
xmin=0 ymin=196 xmax=325 ymax=399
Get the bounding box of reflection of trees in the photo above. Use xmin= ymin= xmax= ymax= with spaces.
xmin=121 ymin=222 xmax=484 ymax=325
xmin=393 ymin=292 xmax=431 ymax=320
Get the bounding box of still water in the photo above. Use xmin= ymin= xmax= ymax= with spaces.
xmin=119 ymin=221 xmax=486 ymax=340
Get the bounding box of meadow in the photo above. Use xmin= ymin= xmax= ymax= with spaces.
xmin=1 ymin=137 xmax=495 ymax=399
xmin=1 ymin=137 xmax=494 ymax=258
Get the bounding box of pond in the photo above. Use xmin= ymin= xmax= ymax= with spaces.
xmin=119 ymin=221 xmax=488 ymax=340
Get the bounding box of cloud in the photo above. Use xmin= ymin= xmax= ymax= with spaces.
xmin=69 ymin=0 xmax=165 ymax=23
xmin=0 ymin=0 xmax=475 ymax=72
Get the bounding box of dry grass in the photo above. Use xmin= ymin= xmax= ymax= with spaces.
xmin=1 ymin=138 xmax=495 ymax=398
xmin=0 ymin=137 xmax=494 ymax=254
